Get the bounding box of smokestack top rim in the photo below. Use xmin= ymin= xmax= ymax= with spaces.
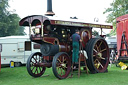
xmin=45 ymin=11 xmax=55 ymax=16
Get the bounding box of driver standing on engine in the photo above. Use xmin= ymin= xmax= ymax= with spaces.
xmin=71 ymin=29 xmax=82 ymax=75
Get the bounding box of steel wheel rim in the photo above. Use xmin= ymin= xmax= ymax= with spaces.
xmin=92 ymin=39 xmax=109 ymax=72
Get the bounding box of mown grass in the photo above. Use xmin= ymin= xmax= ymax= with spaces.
xmin=0 ymin=65 xmax=128 ymax=85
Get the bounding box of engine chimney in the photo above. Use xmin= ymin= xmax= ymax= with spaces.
xmin=45 ymin=0 xmax=55 ymax=16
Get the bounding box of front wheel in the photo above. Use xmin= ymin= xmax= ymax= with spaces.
xmin=26 ymin=52 xmax=46 ymax=77
xmin=52 ymin=52 xmax=71 ymax=79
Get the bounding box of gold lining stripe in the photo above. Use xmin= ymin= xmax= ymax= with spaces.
xmin=81 ymin=29 xmax=91 ymax=41
xmin=43 ymin=37 xmax=59 ymax=45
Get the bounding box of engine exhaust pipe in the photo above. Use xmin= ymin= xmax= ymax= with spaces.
xmin=45 ymin=0 xmax=55 ymax=16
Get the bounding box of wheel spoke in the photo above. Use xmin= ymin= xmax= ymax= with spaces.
xmin=57 ymin=67 xmax=60 ymax=71
xmin=98 ymin=60 xmax=104 ymax=68
xmin=36 ymin=55 xmax=37 ymax=60
xmin=57 ymin=59 xmax=62 ymax=63
xmin=39 ymin=67 xmax=42 ymax=72
xmin=100 ymin=63 xmax=104 ymax=68
xmin=98 ymin=41 xmax=102 ymax=49
xmin=95 ymin=44 xmax=99 ymax=52
xmin=63 ymin=66 xmax=67 ymax=71
xmin=39 ymin=56 xmax=41 ymax=62
xmin=94 ymin=59 xmax=104 ymax=69
xmin=64 ymin=58 xmax=66 ymax=61
xmin=34 ymin=68 xmax=37 ymax=74
xmin=93 ymin=54 xmax=97 ymax=57
xmin=33 ymin=57 xmax=37 ymax=63
xmin=99 ymin=48 xmax=106 ymax=53
xmin=31 ymin=66 xmax=35 ymax=71
xmin=100 ymin=57 xmax=105 ymax=60
xmin=36 ymin=67 xmax=38 ymax=74
xmin=57 ymin=66 xmax=61 ymax=68
xmin=93 ymin=49 xmax=98 ymax=53
xmin=31 ymin=60 xmax=35 ymax=64
xmin=63 ymin=56 xmax=64 ymax=63
xmin=61 ymin=68 xmax=63 ymax=75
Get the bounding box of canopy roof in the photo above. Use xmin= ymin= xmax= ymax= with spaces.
xmin=19 ymin=15 xmax=113 ymax=29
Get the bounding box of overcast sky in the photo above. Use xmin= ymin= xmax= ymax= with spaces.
xmin=9 ymin=0 xmax=113 ymax=34
xmin=9 ymin=0 xmax=113 ymax=22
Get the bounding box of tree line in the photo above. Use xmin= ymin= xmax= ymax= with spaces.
xmin=0 ymin=0 xmax=25 ymax=37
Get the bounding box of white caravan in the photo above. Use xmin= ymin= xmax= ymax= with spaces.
xmin=0 ymin=36 xmax=40 ymax=66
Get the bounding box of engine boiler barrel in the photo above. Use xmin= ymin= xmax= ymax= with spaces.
xmin=59 ymin=44 xmax=71 ymax=52
xmin=40 ymin=43 xmax=71 ymax=56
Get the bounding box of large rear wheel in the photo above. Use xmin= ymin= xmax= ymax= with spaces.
xmin=26 ymin=52 xmax=46 ymax=77
xmin=52 ymin=52 xmax=71 ymax=79
xmin=85 ymin=38 xmax=109 ymax=73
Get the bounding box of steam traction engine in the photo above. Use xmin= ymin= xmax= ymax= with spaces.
xmin=19 ymin=15 xmax=112 ymax=79
xmin=19 ymin=0 xmax=112 ymax=79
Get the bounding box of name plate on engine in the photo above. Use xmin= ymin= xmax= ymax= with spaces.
xmin=51 ymin=20 xmax=112 ymax=29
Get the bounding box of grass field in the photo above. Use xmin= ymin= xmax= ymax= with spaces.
xmin=0 ymin=65 xmax=128 ymax=85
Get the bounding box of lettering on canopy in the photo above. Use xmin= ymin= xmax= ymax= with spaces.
xmin=51 ymin=20 xmax=112 ymax=29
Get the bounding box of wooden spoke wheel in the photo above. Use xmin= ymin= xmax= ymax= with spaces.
xmin=52 ymin=52 xmax=71 ymax=79
xmin=26 ymin=52 xmax=46 ymax=77
xmin=85 ymin=38 xmax=109 ymax=73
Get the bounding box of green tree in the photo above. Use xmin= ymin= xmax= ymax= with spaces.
xmin=103 ymin=0 xmax=128 ymax=36
xmin=0 ymin=0 xmax=25 ymax=37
